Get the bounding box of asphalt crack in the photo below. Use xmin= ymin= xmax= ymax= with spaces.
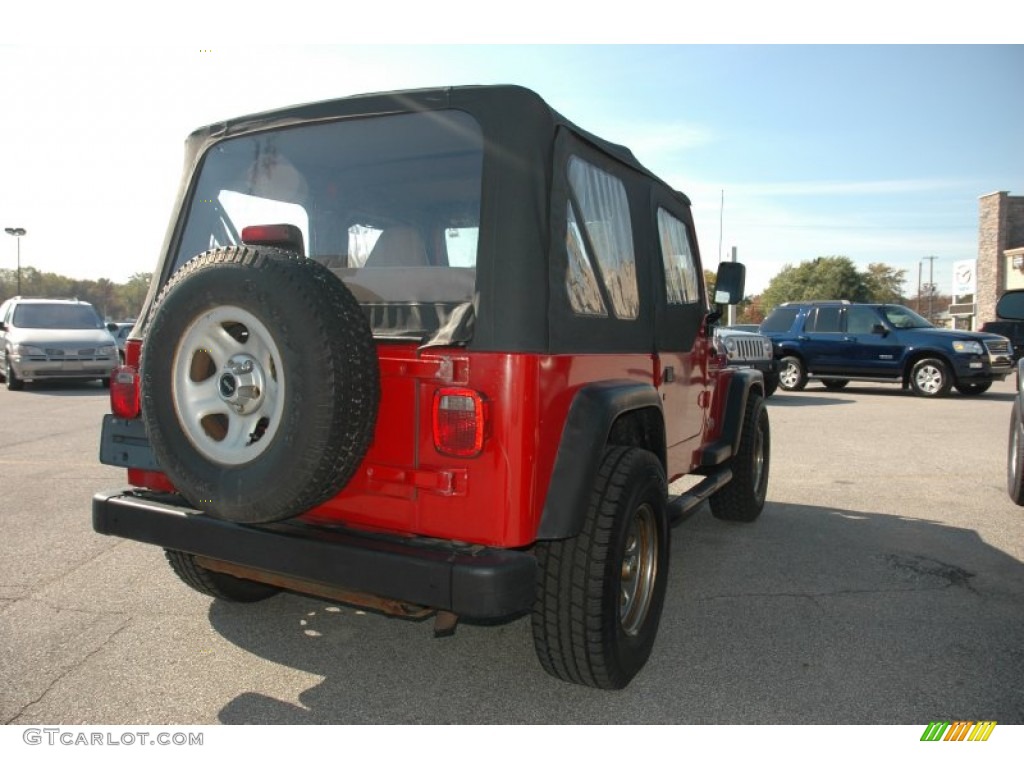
xmin=4 ymin=615 xmax=133 ymax=724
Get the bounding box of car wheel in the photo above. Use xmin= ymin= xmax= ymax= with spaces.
xmin=532 ymin=447 xmax=669 ymax=689
xmin=778 ymin=356 xmax=807 ymax=391
xmin=822 ymin=379 xmax=849 ymax=391
xmin=955 ymin=382 xmax=991 ymax=396
xmin=165 ymin=550 xmax=280 ymax=602
xmin=4 ymin=356 xmax=24 ymax=391
xmin=1008 ymin=401 xmax=1024 ymax=506
xmin=141 ymin=246 xmax=380 ymax=524
xmin=763 ymin=372 xmax=779 ymax=397
xmin=908 ymin=358 xmax=952 ymax=397
xmin=710 ymin=390 xmax=770 ymax=522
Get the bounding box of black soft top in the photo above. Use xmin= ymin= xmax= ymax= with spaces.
xmin=153 ymin=85 xmax=695 ymax=353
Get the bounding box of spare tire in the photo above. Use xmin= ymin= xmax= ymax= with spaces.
xmin=141 ymin=246 xmax=379 ymax=523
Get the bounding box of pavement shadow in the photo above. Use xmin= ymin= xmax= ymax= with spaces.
xmin=207 ymin=502 xmax=1024 ymax=724
xmin=768 ymin=393 xmax=854 ymax=407
xmin=773 ymin=385 xmax=1015 ymax=404
xmin=8 ymin=381 xmax=109 ymax=397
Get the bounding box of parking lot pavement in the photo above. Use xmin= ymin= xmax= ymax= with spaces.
xmin=1 ymin=378 xmax=1022 ymax=724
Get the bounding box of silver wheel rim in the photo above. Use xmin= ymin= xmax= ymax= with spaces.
xmin=620 ymin=503 xmax=658 ymax=636
xmin=915 ymin=364 xmax=944 ymax=394
xmin=172 ymin=306 xmax=286 ymax=466
xmin=780 ymin=361 xmax=800 ymax=388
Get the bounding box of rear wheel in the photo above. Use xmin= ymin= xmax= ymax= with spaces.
xmin=778 ymin=356 xmax=807 ymax=391
xmin=955 ymin=381 xmax=991 ymax=396
xmin=710 ymin=391 xmax=770 ymax=522
xmin=532 ymin=447 xmax=669 ymax=689
xmin=822 ymin=379 xmax=849 ymax=391
xmin=909 ymin=358 xmax=952 ymax=397
xmin=165 ymin=550 xmax=280 ymax=602
xmin=763 ymin=371 xmax=779 ymax=397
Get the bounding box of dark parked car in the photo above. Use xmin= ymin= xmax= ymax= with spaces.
xmin=980 ymin=319 xmax=1024 ymax=362
xmin=107 ymin=321 xmax=135 ymax=363
xmin=760 ymin=300 xmax=1012 ymax=397
xmin=997 ymin=291 xmax=1024 ymax=504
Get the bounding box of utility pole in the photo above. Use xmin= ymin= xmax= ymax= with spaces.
xmin=917 ymin=261 xmax=922 ymax=314
xmin=4 ymin=227 xmax=26 ymax=295
xmin=923 ymin=255 xmax=938 ymax=321
xmin=727 ymin=246 xmax=737 ymax=326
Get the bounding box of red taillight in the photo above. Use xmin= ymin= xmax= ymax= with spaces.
xmin=110 ymin=365 xmax=141 ymax=419
xmin=241 ymin=223 xmax=305 ymax=254
xmin=125 ymin=338 xmax=142 ymax=368
xmin=432 ymin=387 xmax=487 ymax=458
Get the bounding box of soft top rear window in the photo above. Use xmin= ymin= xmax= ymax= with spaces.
xmin=174 ymin=110 xmax=484 ymax=343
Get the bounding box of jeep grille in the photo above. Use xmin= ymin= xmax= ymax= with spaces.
xmin=729 ymin=336 xmax=770 ymax=361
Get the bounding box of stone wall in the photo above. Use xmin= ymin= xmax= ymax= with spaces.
xmin=977 ymin=191 xmax=1024 ymax=324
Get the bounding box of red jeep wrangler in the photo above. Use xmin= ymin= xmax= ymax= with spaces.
xmin=93 ymin=85 xmax=769 ymax=689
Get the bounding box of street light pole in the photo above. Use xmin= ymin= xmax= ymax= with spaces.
xmin=4 ymin=227 xmax=26 ymax=295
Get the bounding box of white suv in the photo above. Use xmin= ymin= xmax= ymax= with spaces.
xmin=0 ymin=297 xmax=118 ymax=390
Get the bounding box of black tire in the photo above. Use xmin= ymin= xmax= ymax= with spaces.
xmin=955 ymin=381 xmax=991 ymax=396
xmin=165 ymin=549 xmax=280 ymax=602
xmin=822 ymin=379 xmax=849 ymax=391
xmin=1009 ymin=401 xmax=1024 ymax=505
xmin=763 ymin=371 xmax=779 ymax=397
xmin=4 ymin=356 xmax=24 ymax=391
xmin=908 ymin=357 xmax=952 ymax=397
xmin=778 ymin=356 xmax=807 ymax=391
xmin=100 ymin=377 xmax=111 ymax=388
xmin=709 ymin=391 xmax=770 ymax=522
xmin=532 ymin=447 xmax=669 ymax=689
xmin=141 ymin=246 xmax=380 ymax=524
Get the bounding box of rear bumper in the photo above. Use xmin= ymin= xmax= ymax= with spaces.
xmin=92 ymin=489 xmax=537 ymax=619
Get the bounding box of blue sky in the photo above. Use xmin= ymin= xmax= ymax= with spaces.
xmin=1 ymin=44 xmax=1021 ymax=296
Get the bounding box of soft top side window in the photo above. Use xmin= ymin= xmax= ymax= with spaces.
xmin=564 ymin=156 xmax=639 ymax=320
xmin=656 ymin=208 xmax=700 ymax=305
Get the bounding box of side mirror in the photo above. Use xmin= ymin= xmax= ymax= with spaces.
xmin=997 ymin=290 xmax=1024 ymax=320
xmin=107 ymin=322 xmax=118 ymax=332
xmin=872 ymin=323 xmax=888 ymax=336
xmin=713 ymin=262 xmax=746 ymax=306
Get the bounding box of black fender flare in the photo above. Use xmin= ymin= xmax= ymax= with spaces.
xmin=699 ymin=368 xmax=764 ymax=467
xmin=535 ymin=381 xmax=663 ymax=541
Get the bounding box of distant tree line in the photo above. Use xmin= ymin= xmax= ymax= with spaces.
xmin=0 ymin=267 xmax=151 ymax=321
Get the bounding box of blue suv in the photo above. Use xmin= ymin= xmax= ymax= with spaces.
xmin=760 ymin=301 xmax=1013 ymax=397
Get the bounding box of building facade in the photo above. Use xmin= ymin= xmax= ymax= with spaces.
xmin=978 ymin=191 xmax=1024 ymax=323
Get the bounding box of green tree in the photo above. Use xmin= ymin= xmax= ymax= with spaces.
xmin=863 ymin=262 xmax=906 ymax=304
xmin=761 ymin=256 xmax=871 ymax=312
xmin=116 ymin=272 xmax=152 ymax=319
